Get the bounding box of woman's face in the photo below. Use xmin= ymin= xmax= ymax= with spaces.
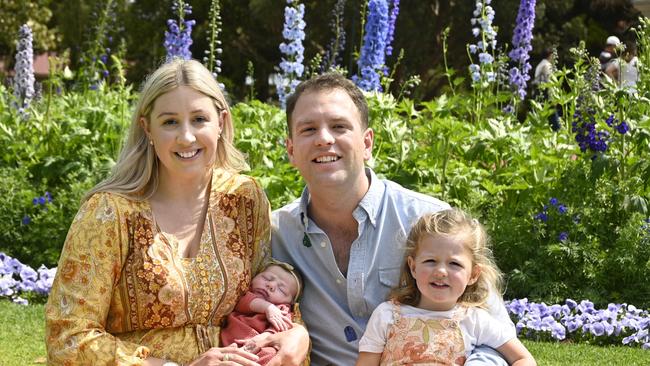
xmin=143 ymin=86 xmax=224 ymax=183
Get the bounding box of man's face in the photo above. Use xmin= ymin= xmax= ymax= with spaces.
xmin=286 ymin=89 xmax=373 ymax=191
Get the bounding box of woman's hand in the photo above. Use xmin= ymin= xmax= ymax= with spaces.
xmin=257 ymin=325 xmax=309 ymax=366
xmin=187 ymin=344 xmax=261 ymax=366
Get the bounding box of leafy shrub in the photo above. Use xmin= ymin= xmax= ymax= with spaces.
xmin=0 ymin=84 xmax=130 ymax=268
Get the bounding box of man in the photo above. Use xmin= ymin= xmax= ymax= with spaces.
xmin=272 ymin=73 xmax=513 ymax=365
xmin=599 ymin=35 xmax=621 ymax=72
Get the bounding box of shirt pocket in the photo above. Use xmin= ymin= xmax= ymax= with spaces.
xmin=378 ymin=267 xmax=401 ymax=289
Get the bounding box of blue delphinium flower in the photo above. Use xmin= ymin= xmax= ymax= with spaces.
xmin=21 ymin=215 xmax=30 ymax=225
xmin=353 ymin=0 xmax=389 ymax=92
xmin=13 ymin=24 xmax=35 ymax=118
xmin=508 ymin=0 xmax=536 ymax=100
xmin=277 ymin=0 xmax=306 ymax=108
xmin=558 ymin=232 xmax=569 ymax=242
xmin=616 ymin=121 xmax=629 ymax=134
xmin=533 ymin=211 xmax=548 ymax=222
xmin=321 ymin=0 xmax=347 ymax=71
xmin=572 ymin=107 xmax=609 ymax=154
xmin=468 ymin=0 xmax=497 ymax=86
xmin=385 ymin=0 xmax=400 ymax=57
xmin=164 ymin=0 xmax=196 ymax=62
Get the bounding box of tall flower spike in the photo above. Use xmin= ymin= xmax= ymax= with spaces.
xmin=164 ymin=0 xmax=195 ymax=62
xmin=353 ymin=0 xmax=389 ymax=92
xmin=467 ymin=0 xmax=498 ymax=86
xmin=277 ymin=0 xmax=306 ymax=108
xmin=321 ymin=0 xmax=347 ymax=72
xmin=385 ymin=0 xmax=400 ymax=57
xmin=204 ymin=0 xmax=224 ymax=87
xmin=13 ymin=24 xmax=35 ymax=117
xmin=508 ymin=0 xmax=536 ymax=100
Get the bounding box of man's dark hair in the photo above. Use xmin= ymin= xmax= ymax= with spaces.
xmin=285 ymin=72 xmax=369 ymax=136
xmin=541 ymin=47 xmax=554 ymax=59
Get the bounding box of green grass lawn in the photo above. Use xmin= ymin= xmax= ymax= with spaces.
xmin=1 ymin=300 xmax=648 ymax=365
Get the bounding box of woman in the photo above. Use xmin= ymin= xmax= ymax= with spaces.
xmin=45 ymin=59 xmax=308 ymax=366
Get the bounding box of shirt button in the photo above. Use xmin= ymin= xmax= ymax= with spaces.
xmin=320 ymin=241 xmax=326 ymax=247
xmin=336 ymin=279 xmax=342 ymax=284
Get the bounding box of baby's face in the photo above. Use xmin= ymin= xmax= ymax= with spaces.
xmin=250 ymin=265 xmax=297 ymax=305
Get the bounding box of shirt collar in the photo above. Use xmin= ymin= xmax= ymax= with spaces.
xmin=298 ymin=168 xmax=385 ymax=230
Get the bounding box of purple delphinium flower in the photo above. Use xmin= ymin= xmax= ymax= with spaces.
xmin=277 ymin=0 xmax=306 ymax=108
xmin=13 ymin=24 xmax=35 ymax=118
xmin=21 ymin=215 xmax=30 ymax=225
xmin=468 ymin=0 xmax=497 ymax=85
xmin=353 ymin=0 xmax=389 ymax=92
xmin=558 ymin=231 xmax=569 ymax=242
xmin=385 ymin=0 xmax=400 ymax=57
xmin=549 ymin=197 xmax=559 ymax=206
xmin=164 ymin=0 xmax=195 ymax=62
xmin=508 ymin=0 xmax=536 ymax=100
xmin=321 ymin=0 xmax=347 ymax=71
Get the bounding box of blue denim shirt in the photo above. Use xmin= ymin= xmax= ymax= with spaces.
xmin=272 ymin=169 xmax=453 ymax=365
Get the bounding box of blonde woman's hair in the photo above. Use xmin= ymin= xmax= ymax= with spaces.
xmin=85 ymin=58 xmax=248 ymax=201
xmin=391 ymin=208 xmax=503 ymax=309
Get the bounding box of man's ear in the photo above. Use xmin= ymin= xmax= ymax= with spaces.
xmin=363 ymin=128 xmax=374 ymax=161
xmin=286 ymin=137 xmax=295 ymax=166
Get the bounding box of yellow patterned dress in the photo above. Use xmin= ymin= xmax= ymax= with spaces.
xmin=45 ymin=169 xmax=271 ymax=365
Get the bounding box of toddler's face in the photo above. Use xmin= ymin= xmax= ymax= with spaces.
xmin=250 ymin=265 xmax=297 ymax=305
xmin=407 ymin=234 xmax=479 ymax=311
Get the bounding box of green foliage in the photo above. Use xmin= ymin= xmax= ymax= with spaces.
xmin=231 ymin=100 xmax=302 ymax=209
xmin=0 ymin=83 xmax=131 ymax=268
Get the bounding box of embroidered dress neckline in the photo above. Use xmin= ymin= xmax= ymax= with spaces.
xmin=146 ymin=183 xmax=212 ymax=262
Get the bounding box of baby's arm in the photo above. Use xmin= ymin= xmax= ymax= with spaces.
xmin=355 ymin=352 xmax=382 ymax=366
xmin=249 ymin=298 xmax=293 ymax=332
xmin=496 ymin=338 xmax=536 ymax=366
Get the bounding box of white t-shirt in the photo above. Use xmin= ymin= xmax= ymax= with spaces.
xmin=359 ymin=301 xmax=516 ymax=357
xmin=621 ymin=56 xmax=639 ymax=92
xmin=534 ymin=58 xmax=552 ymax=84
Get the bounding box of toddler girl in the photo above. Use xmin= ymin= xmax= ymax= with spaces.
xmin=356 ymin=209 xmax=536 ymax=366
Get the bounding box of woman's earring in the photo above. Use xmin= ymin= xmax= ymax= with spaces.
xmin=149 ymin=139 xmax=154 ymax=146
